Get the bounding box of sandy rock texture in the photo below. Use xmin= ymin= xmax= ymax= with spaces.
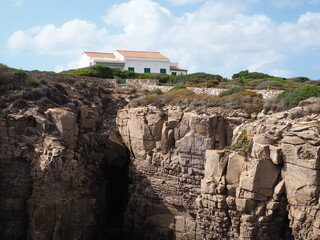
xmin=117 ymin=105 xmax=320 ymax=240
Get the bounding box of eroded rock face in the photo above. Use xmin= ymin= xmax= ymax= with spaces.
xmin=0 ymin=84 xmax=131 ymax=240
xmin=117 ymin=105 xmax=320 ymax=239
xmin=117 ymin=106 xmax=246 ymax=239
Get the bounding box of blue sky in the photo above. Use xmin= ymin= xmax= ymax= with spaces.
xmin=1 ymin=0 xmax=320 ymax=79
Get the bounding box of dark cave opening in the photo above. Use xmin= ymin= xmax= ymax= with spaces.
xmin=103 ymin=134 xmax=131 ymax=240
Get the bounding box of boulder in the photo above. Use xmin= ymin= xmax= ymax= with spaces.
xmin=45 ymin=108 xmax=78 ymax=148
xmin=239 ymin=159 xmax=280 ymax=199
xmin=226 ymin=152 xmax=245 ymax=185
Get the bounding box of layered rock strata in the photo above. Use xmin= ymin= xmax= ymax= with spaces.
xmin=117 ymin=106 xmax=247 ymax=239
xmin=117 ymin=105 xmax=320 ymax=239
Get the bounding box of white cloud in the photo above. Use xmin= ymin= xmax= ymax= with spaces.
xmin=55 ymin=60 xmax=79 ymax=73
xmin=6 ymin=0 xmax=320 ymax=77
xmin=7 ymin=19 xmax=108 ymax=57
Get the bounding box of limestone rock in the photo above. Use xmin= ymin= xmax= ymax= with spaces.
xmin=45 ymin=108 xmax=78 ymax=148
xmin=226 ymin=152 xmax=244 ymax=185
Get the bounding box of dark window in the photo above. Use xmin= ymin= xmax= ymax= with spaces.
xmin=128 ymin=67 xmax=134 ymax=72
xmin=160 ymin=68 xmax=166 ymax=74
xmin=144 ymin=68 xmax=151 ymax=73
xmin=172 ymin=72 xmax=177 ymax=76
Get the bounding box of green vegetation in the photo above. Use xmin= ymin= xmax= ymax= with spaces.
xmin=278 ymin=86 xmax=320 ymax=106
xmin=222 ymin=70 xmax=316 ymax=90
xmin=63 ymin=65 xmax=318 ymax=91
xmin=219 ymin=86 xmax=244 ymax=97
xmin=14 ymin=69 xmax=28 ymax=79
xmin=233 ymin=130 xmax=251 ymax=148
xmin=63 ymin=65 xmax=226 ymax=86
xmin=232 ymin=70 xmax=274 ymax=80
xmin=26 ymin=78 xmax=42 ymax=88
xmin=169 ymin=85 xmax=186 ymax=91
xmin=230 ymin=129 xmax=253 ymax=156
xmin=131 ymin=88 xmax=263 ymax=114
xmin=0 ymin=63 xmax=8 ymax=69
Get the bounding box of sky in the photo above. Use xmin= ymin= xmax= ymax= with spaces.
xmin=1 ymin=0 xmax=320 ymax=80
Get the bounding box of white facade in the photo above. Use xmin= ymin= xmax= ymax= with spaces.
xmin=124 ymin=58 xmax=170 ymax=74
xmin=79 ymin=50 xmax=187 ymax=75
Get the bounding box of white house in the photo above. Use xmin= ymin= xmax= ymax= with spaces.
xmin=79 ymin=50 xmax=188 ymax=75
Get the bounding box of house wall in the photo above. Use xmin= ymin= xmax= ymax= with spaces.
xmin=78 ymin=52 xmax=187 ymax=75
xmin=124 ymin=58 xmax=170 ymax=74
xmin=78 ymin=54 xmax=92 ymax=68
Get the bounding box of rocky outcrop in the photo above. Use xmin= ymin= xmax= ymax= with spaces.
xmin=0 ymin=81 xmax=131 ymax=240
xmin=117 ymin=105 xmax=320 ymax=239
xmin=117 ymin=106 xmax=247 ymax=239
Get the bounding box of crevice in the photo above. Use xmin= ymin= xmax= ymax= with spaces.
xmin=103 ymin=134 xmax=131 ymax=240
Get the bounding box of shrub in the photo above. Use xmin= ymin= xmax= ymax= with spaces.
xmin=288 ymin=77 xmax=310 ymax=82
xmin=27 ymin=79 xmax=42 ymax=88
xmin=278 ymin=86 xmax=320 ymax=107
xmin=222 ymin=91 xmax=263 ymax=114
xmin=91 ymin=65 xmax=114 ymax=78
xmin=14 ymin=69 xmax=27 ymax=79
xmin=219 ymin=86 xmax=244 ymax=97
xmin=206 ymin=80 xmax=220 ymax=88
xmin=0 ymin=63 xmax=8 ymax=69
xmin=169 ymin=85 xmax=186 ymax=91
xmin=149 ymin=88 xmax=162 ymax=95
xmin=232 ymin=70 xmax=275 ymax=80
xmin=60 ymin=77 xmax=76 ymax=84
xmin=232 ymin=130 xmax=253 ymax=156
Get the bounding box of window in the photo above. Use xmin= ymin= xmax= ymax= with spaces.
xmin=160 ymin=68 xmax=166 ymax=74
xmin=144 ymin=68 xmax=151 ymax=73
xmin=128 ymin=67 xmax=135 ymax=72
xmin=172 ymin=72 xmax=177 ymax=76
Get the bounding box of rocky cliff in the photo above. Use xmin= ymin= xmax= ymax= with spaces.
xmin=1 ymin=68 xmax=320 ymax=240
xmin=117 ymin=105 xmax=320 ymax=240
xmin=0 ymin=72 xmax=132 ymax=240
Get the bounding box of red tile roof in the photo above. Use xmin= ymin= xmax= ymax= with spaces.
xmin=170 ymin=66 xmax=188 ymax=71
xmin=116 ymin=50 xmax=169 ymax=59
xmin=84 ymin=52 xmax=116 ymax=58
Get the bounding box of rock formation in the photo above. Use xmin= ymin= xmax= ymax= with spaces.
xmin=0 ymin=78 xmax=131 ymax=240
xmin=1 ymin=68 xmax=319 ymax=240
xmin=117 ymin=105 xmax=320 ymax=240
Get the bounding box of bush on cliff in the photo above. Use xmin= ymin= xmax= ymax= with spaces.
xmin=63 ymin=65 xmax=115 ymax=78
xmin=219 ymin=86 xmax=244 ymax=97
xmin=131 ymin=88 xmax=263 ymax=114
xmin=278 ymin=86 xmax=320 ymax=107
xmin=169 ymin=85 xmax=186 ymax=91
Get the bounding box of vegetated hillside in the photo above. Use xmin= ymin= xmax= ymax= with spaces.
xmin=62 ymin=64 xmax=319 ymax=90
xmin=223 ymin=70 xmax=318 ymax=90
xmin=1 ymin=65 xmax=319 ymax=115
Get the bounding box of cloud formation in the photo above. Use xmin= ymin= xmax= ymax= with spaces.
xmin=8 ymin=19 xmax=108 ymax=56
xmin=6 ymin=0 xmax=320 ymax=77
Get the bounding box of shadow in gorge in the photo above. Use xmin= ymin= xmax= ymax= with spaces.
xmin=100 ymin=133 xmax=131 ymax=240
xmin=122 ymin=163 xmax=180 ymax=240
xmin=93 ymin=134 xmax=179 ymax=240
